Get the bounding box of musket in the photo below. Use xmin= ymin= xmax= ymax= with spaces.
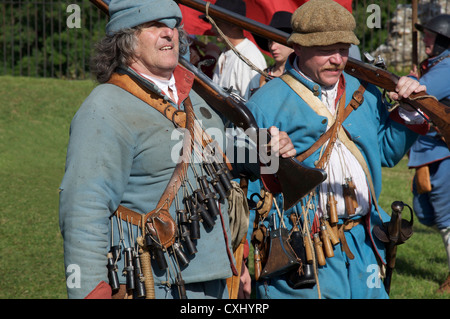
xmin=89 ymin=0 xmax=327 ymax=211
xmin=179 ymin=56 xmax=327 ymax=211
xmin=175 ymin=0 xmax=450 ymax=150
xmin=344 ymin=58 xmax=450 ymax=148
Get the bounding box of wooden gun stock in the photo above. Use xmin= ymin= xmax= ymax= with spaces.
xmin=176 ymin=0 xmax=450 ymax=150
xmin=345 ymin=58 xmax=450 ymax=148
xmin=180 ymin=57 xmax=327 ymax=211
xmin=91 ymin=0 xmax=108 ymax=15
xmin=89 ymin=0 xmax=327 ymax=211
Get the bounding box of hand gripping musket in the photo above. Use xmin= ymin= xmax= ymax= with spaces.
xmin=89 ymin=0 xmax=327 ymax=212
xmin=175 ymin=0 xmax=450 ymax=150
xmin=344 ymin=58 xmax=450 ymax=148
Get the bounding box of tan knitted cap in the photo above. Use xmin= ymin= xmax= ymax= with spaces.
xmin=287 ymin=0 xmax=360 ymax=47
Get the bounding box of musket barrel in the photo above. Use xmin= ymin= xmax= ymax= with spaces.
xmin=177 ymin=0 xmax=450 ymax=150
xmin=176 ymin=0 xmax=288 ymax=44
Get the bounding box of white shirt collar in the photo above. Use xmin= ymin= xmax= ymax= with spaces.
xmin=139 ymin=72 xmax=178 ymax=104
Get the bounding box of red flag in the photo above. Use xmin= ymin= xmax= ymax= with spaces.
xmin=180 ymin=0 xmax=353 ymax=57
xmin=179 ymin=0 xmax=218 ymax=35
xmin=179 ymin=0 xmax=353 ymax=37
xmin=244 ymin=0 xmax=302 ymax=27
xmin=245 ymin=0 xmax=352 ymax=26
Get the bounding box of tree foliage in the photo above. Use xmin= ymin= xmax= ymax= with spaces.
xmin=0 ymin=0 xmax=107 ymax=79
xmin=353 ymin=0 xmax=399 ymax=56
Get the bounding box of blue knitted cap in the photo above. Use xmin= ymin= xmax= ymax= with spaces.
xmin=106 ymin=0 xmax=182 ymax=35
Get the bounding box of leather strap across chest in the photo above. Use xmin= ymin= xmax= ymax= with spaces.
xmin=108 ymin=72 xmax=187 ymax=128
xmin=280 ymin=73 xmax=367 ymax=165
xmin=107 ymin=72 xmax=195 ymax=248
xmin=109 ymin=72 xmax=232 ymax=165
xmin=108 ymin=72 xmax=240 ymax=278
xmin=280 ymin=73 xmax=381 ymax=219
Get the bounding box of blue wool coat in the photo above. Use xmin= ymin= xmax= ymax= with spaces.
xmin=59 ymin=65 xmax=258 ymax=299
xmin=408 ymin=49 xmax=450 ymax=168
xmin=245 ymin=56 xmax=421 ymax=298
xmin=408 ymin=49 xmax=450 ymax=230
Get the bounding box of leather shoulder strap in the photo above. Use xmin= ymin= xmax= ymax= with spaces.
xmin=114 ymin=97 xmax=196 ymax=246
xmin=280 ymin=73 xmax=381 ymax=218
xmin=280 ymin=73 xmax=366 ymax=163
xmin=109 ymin=73 xmax=196 ymax=246
xmin=108 ymin=73 xmax=187 ymax=128
xmin=109 ymin=72 xmax=233 ymax=171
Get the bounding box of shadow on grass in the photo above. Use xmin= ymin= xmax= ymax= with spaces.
xmin=395 ymin=256 xmax=447 ymax=283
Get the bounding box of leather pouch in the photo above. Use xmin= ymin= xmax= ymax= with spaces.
xmin=259 ymin=227 xmax=299 ymax=279
xmin=415 ymin=165 xmax=432 ymax=194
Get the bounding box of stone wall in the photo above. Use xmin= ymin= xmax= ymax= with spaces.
xmin=371 ymin=0 xmax=449 ymax=71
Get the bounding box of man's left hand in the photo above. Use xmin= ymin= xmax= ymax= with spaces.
xmin=388 ymin=76 xmax=426 ymax=101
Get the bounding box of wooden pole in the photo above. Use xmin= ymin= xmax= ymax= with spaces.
xmin=412 ymin=0 xmax=419 ymax=68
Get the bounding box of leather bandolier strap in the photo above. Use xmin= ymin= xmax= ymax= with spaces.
xmin=108 ymin=72 xmax=195 ymax=247
xmin=280 ymin=73 xmax=369 ymax=262
xmin=289 ymin=74 xmax=367 ymax=164
xmin=109 ymin=72 xmax=187 ymax=128
xmin=107 ymin=71 xmax=245 ymax=299
xmin=107 ymin=72 xmax=196 ymax=299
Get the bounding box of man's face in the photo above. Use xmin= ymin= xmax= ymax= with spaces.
xmin=294 ymin=43 xmax=350 ymax=87
xmin=423 ymin=30 xmax=437 ymax=57
xmin=268 ymin=40 xmax=294 ymax=65
xmin=131 ymin=21 xmax=179 ymax=80
xmin=211 ymin=20 xmax=230 ymax=43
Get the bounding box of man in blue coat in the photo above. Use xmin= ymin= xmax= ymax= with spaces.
xmin=246 ymin=0 xmax=427 ymax=299
xmin=408 ymin=14 xmax=450 ymax=294
xmin=59 ymin=0 xmax=295 ymax=299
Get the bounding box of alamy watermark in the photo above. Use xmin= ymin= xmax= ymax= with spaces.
xmin=66 ymin=264 xmax=81 ymax=289
xmin=66 ymin=3 xmax=382 ymax=29
xmin=366 ymin=4 xmax=381 ymax=29
xmin=170 ymin=122 xmax=280 ymax=174
xmin=66 ymin=4 xmax=81 ymax=29
xmin=366 ymin=264 xmax=383 ymax=289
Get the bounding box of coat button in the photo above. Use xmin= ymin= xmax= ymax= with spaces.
xmin=200 ymin=107 xmax=212 ymax=119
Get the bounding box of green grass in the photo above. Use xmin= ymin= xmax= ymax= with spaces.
xmin=0 ymin=76 xmax=96 ymax=299
xmin=0 ymin=76 xmax=448 ymax=299
xmin=380 ymin=158 xmax=449 ymax=299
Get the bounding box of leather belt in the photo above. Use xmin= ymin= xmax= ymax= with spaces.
xmin=337 ymin=218 xmax=364 ymax=260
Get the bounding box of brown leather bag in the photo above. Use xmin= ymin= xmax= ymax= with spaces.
xmin=415 ymin=165 xmax=432 ymax=194
xmin=259 ymin=214 xmax=299 ymax=279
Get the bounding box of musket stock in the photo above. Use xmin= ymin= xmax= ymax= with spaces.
xmin=175 ymin=0 xmax=450 ymax=150
xmin=180 ymin=57 xmax=327 ymax=210
xmin=345 ymin=58 xmax=450 ymax=148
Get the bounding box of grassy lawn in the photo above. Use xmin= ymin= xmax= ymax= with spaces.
xmin=0 ymin=76 xmax=96 ymax=299
xmin=0 ymin=76 xmax=448 ymax=299
xmin=374 ymin=157 xmax=448 ymax=299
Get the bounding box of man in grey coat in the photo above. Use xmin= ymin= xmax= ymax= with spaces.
xmin=59 ymin=0 xmax=295 ymax=299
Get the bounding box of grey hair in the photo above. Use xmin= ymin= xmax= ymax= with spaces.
xmin=90 ymin=25 xmax=189 ymax=83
